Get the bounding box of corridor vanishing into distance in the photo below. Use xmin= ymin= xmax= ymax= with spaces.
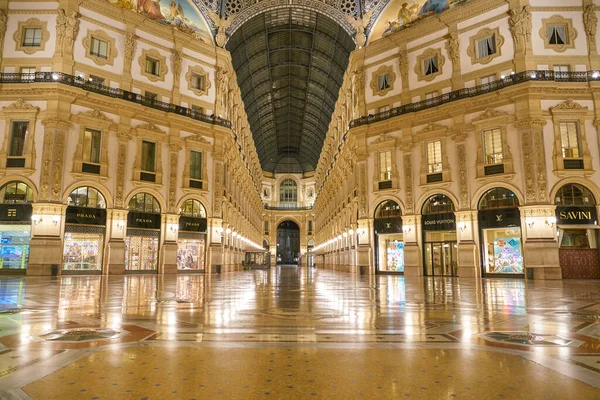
xmin=0 ymin=266 xmax=598 ymax=398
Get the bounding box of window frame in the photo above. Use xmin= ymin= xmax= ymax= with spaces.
xmin=426 ymin=140 xmax=443 ymax=174
xmin=83 ymin=29 xmax=118 ymax=66
xmin=540 ymin=15 xmax=578 ymax=53
xmin=379 ymin=150 xmax=392 ymax=182
xmin=482 ymin=128 xmax=504 ymax=165
xmin=14 ymin=18 xmax=50 ymax=54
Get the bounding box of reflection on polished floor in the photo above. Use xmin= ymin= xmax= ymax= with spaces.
xmin=0 ymin=266 xmax=599 ymax=398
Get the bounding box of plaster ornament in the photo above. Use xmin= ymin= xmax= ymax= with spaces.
xmin=345 ymin=9 xmax=374 ymax=47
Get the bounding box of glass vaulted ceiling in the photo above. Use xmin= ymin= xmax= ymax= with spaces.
xmin=226 ymin=8 xmax=355 ymax=174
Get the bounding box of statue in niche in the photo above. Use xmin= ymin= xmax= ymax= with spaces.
xmin=584 ymin=4 xmax=598 ymax=42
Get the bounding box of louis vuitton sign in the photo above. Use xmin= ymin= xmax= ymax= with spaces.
xmin=422 ymin=212 xmax=456 ymax=231
xmin=374 ymin=217 xmax=402 ymax=234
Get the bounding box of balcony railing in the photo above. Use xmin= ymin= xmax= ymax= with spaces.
xmin=264 ymin=202 xmax=313 ymax=211
xmin=0 ymin=72 xmax=231 ymax=128
xmin=350 ymin=70 xmax=597 ymax=128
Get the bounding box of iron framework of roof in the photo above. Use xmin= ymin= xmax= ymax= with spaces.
xmin=226 ymin=8 xmax=355 ymax=173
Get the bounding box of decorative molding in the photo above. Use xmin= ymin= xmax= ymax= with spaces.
xmin=82 ymin=28 xmax=118 ymax=66
xmin=3 ymin=98 xmax=38 ymax=111
xmin=539 ymin=15 xmax=578 ymax=53
xmin=136 ymin=123 xmax=165 ymax=134
xmin=185 ymin=65 xmax=211 ymax=97
xmin=550 ymin=98 xmax=588 ymax=111
xmin=13 ymin=18 xmax=50 ymax=55
xmin=466 ymin=27 xmax=505 ymax=65
xmin=414 ymin=47 xmax=445 ymax=82
xmin=138 ymin=48 xmax=168 ymax=83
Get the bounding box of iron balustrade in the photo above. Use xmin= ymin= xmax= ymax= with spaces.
xmin=264 ymin=203 xmax=313 ymax=211
xmin=350 ymin=70 xmax=596 ymax=128
xmin=0 ymin=72 xmax=231 ymax=128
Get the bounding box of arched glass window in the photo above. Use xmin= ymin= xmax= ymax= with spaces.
xmin=279 ymin=179 xmax=297 ymax=204
xmin=422 ymin=194 xmax=455 ymax=215
xmin=128 ymin=193 xmax=160 ymax=214
xmin=180 ymin=199 xmax=206 ymax=218
xmin=478 ymin=187 xmax=519 ymax=210
xmin=67 ymin=187 xmax=106 ymax=208
xmin=0 ymin=181 xmax=33 ymax=203
xmin=374 ymin=200 xmax=402 ymax=218
xmin=554 ymin=183 xmax=596 ymax=206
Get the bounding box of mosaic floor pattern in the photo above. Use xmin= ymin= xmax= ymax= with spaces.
xmin=0 ymin=266 xmax=599 ymax=398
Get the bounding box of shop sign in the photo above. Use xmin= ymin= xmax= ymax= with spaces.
xmin=556 ymin=206 xmax=598 ymax=225
xmin=179 ymin=217 xmax=207 ymax=232
xmin=478 ymin=208 xmax=520 ymax=229
xmin=422 ymin=212 xmax=456 ymax=231
xmin=375 ymin=217 xmax=402 ymax=234
xmin=127 ymin=212 xmax=161 ymax=229
xmin=0 ymin=204 xmax=32 ymax=222
xmin=66 ymin=206 xmax=106 ymax=226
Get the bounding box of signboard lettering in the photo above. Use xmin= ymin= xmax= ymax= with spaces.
xmin=556 ymin=206 xmax=597 ymax=225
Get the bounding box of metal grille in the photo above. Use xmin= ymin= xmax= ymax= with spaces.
xmin=426 ymin=173 xmax=443 ymax=183
xmin=65 ymin=225 xmax=105 ymax=234
xmin=6 ymin=158 xmax=25 ymax=168
xmin=126 ymin=229 xmax=160 ymax=237
xmin=484 ymin=164 xmax=505 ymax=175
xmin=564 ymin=159 xmax=584 ymax=170
xmin=82 ymin=163 xmax=100 ymax=174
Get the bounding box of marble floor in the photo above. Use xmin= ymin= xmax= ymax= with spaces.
xmin=0 ymin=266 xmax=599 ymax=399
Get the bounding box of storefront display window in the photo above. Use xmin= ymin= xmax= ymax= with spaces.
xmin=125 ymin=236 xmax=159 ymax=271
xmin=483 ymin=228 xmax=523 ymax=274
xmin=0 ymin=225 xmax=30 ymax=269
xmin=62 ymin=232 xmax=104 ymax=271
xmin=177 ymin=239 xmax=204 ymax=270
xmin=377 ymin=234 xmax=404 ymax=272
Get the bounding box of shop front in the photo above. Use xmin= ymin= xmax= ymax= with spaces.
xmin=374 ymin=200 xmax=404 ymax=274
xmin=0 ymin=182 xmax=33 ymax=272
xmin=478 ymin=187 xmax=524 ymax=277
xmin=62 ymin=187 xmax=106 ymax=274
xmin=125 ymin=193 xmax=161 ymax=273
xmin=177 ymin=199 xmax=206 ymax=272
xmin=555 ymin=183 xmax=600 ymax=279
xmin=421 ymin=194 xmax=457 ymax=276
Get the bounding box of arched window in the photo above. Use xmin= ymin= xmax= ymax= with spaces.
xmin=422 ymin=194 xmax=455 ymax=215
xmin=128 ymin=193 xmax=160 ymax=214
xmin=554 ymin=183 xmax=596 ymax=206
xmin=374 ymin=200 xmax=402 ymax=218
xmin=478 ymin=187 xmax=519 ymax=210
xmin=279 ymin=179 xmax=297 ymax=204
xmin=180 ymin=199 xmax=206 ymax=218
xmin=0 ymin=181 xmax=33 ymax=203
xmin=67 ymin=187 xmax=106 ymax=208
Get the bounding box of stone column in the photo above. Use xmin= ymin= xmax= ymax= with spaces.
xmin=162 ymin=213 xmax=180 ymax=274
xmin=357 ymin=218 xmax=372 ymax=274
xmin=106 ymin=208 xmax=127 ymax=275
xmin=402 ymin=215 xmax=422 ymax=277
xmin=520 ymin=205 xmax=561 ymax=279
xmin=455 ymin=211 xmax=480 ymax=278
xmin=27 ymin=203 xmax=65 ymax=275
xmin=208 ymin=218 xmax=223 ymax=274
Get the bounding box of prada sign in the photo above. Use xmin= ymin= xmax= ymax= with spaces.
xmin=478 ymin=208 xmax=521 ymax=229
xmin=374 ymin=217 xmax=402 ymax=234
xmin=422 ymin=212 xmax=456 ymax=231
xmin=0 ymin=204 xmax=32 ymax=222
xmin=127 ymin=211 xmax=161 ymax=229
xmin=66 ymin=206 xmax=106 ymax=226
xmin=556 ymin=206 xmax=598 ymax=225
xmin=179 ymin=217 xmax=207 ymax=232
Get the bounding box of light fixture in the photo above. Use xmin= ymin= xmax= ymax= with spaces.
xmin=232 ymin=231 xmax=237 ymax=237
xmin=530 ymin=72 xmax=537 ymax=79
xmin=337 ymin=235 xmax=342 ymax=240
xmin=593 ymin=71 xmax=600 ymax=79
xmin=116 ymin=220 xmax=125 ymax=231
xmin=52 ymin=73 xmax=59 ymax=80
xmin=402 ymin=225 xmax=411 ymax=234
xmin=225 ymin=228 xmax=232 ymax=234
xmin=500 ymin=75 xmax=505 ymax=80
xmin=526 ymin=217 xmax=535 ymax=228
xmin=349 ymin=229 xmax=354 ymax=235
xmin=458 ymin=221 xmax=466 ymax=232
xmin=342 ymin=232 xmax=348 ymax=238
xmin=546 ymin=216 xmax=557 ymax=228
xmin=31 ymin=215 xmax=42 ymax=225
xmin=169 ymin=224 xmax=178 ymax=233
xmin=52 ymin=216 xmax=60 ymax=226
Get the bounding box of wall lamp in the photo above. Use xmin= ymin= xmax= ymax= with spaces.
xmin=116 ymin=220 xmax=125 ymax=231
xmin=546 ymin=216 xmax=557 ymax=228
xmin=169 ymin=224 xmax=178 ymax=233
xmin=526 ymin=217 xmax=535 ymax=229
xmin=31 ymin=215 xmax=42 ymax=225
xmin=53 ymin=216 xmax=60 ymax=226
xmin=457 ymin=221 xmax=466 ymax=232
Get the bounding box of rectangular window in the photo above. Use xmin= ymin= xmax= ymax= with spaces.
xmin=90 ymin=37 xmax=108 ymax=59
xmin=264 ymin=221 xmax=269 ymax=234
xmin=425 ymin=91 xmax=437 ymax=100
xmin=379 ymin=150 xmax=392 ymax=181
xmin=191 ymin=105 xmax=203 ymax=114
xmin=308 ymin=221 xmax=313 ymax=235
xmin=20 ymin=67 xmax=35 ymax=75
xmin=483 ymin=128 xmax=503 ymax=165
xmin=83 ymin=129 xmax=102 ymax=164
xmin=426 ymin=140 xmax=442 ymax=174
xmin=141 ymin=141 xmax=156 ymax=172
xmin=22 ymin=28 xmax=42 ymax=47
xmin=190 ymin=150 xmax=202 ymax=180
xmin=560 ymin=122 xmax=580 ymax=158
xmin=548 ymin=26 xmax=567 ymax=45
xmin=89 ymin=75 xmax=105 ymax=85
xmin=145 ymin=57 xmax=160 ymax=76
xmin=554 ymin=65 xmax=570 ymax=72
xmin=8 ymin=122 xmax=29 ymax=157
xmin=377 ymin=74 xmax=390 ymax=91
xmin=378 ymin=105 xmax=390 ymax=113
xmin=480 ymin=74 xmax=496 ymax=85
xmin=423 ymin=56 xmax=439 ymax=76
xmin=477 ymin=35 xmax=496 ymax=58
xmin=145 ymin=91 xmax=157 ymax=101
xmin=191 ymin=74 xmax=205 ymax=91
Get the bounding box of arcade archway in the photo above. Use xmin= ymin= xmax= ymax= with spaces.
xmin=276 ymin=220 xmax=300 ymax=265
